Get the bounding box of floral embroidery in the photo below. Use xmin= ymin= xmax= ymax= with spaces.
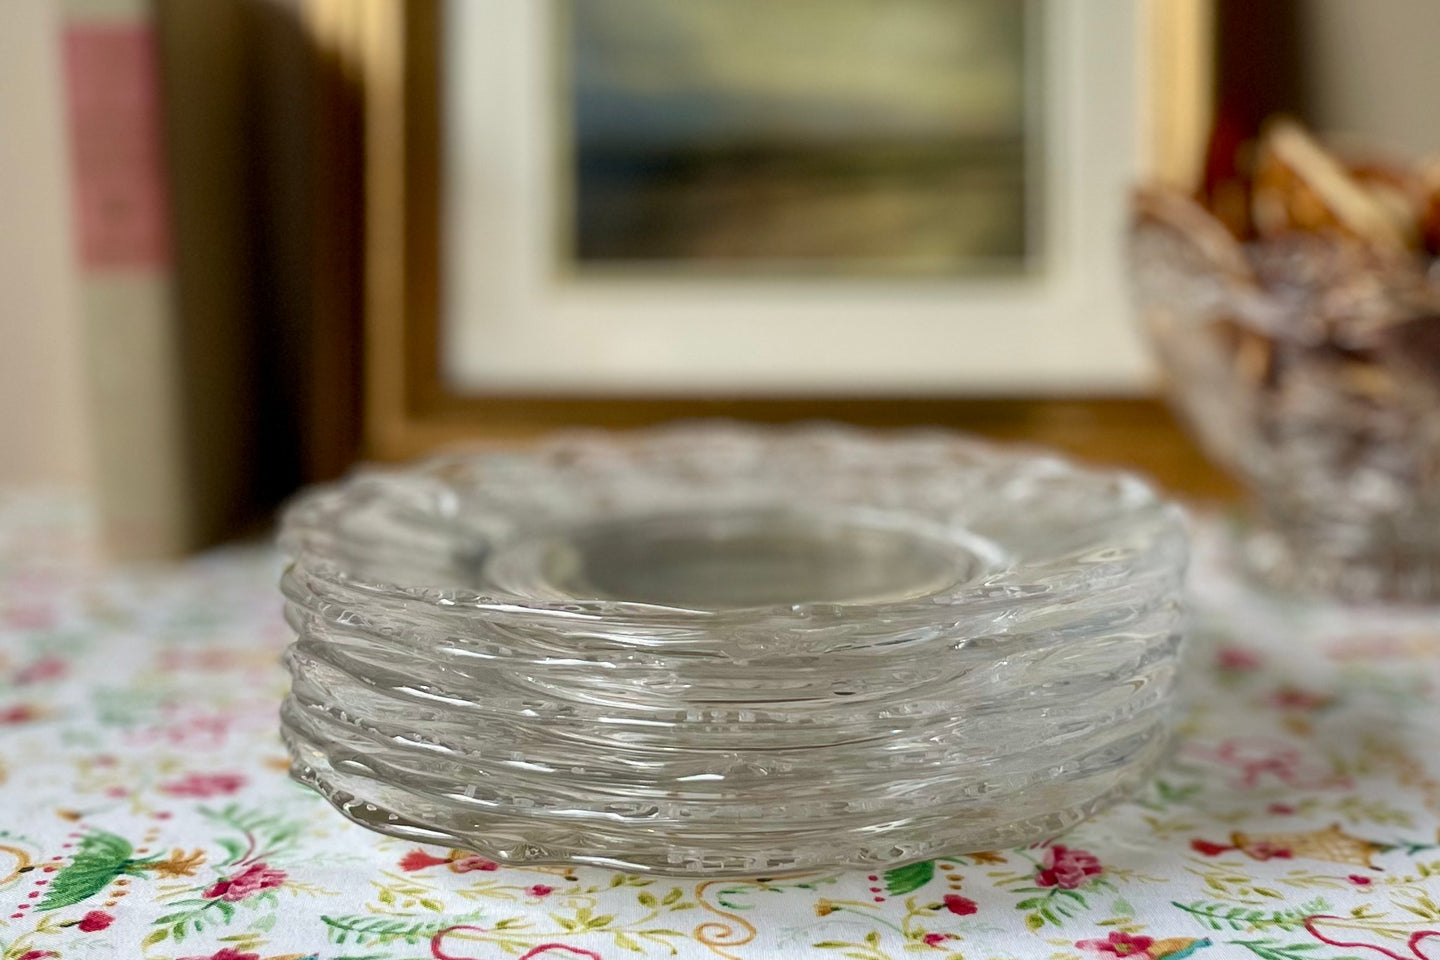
xmin=203 ymin=862 xmax=286 ymax=901
xmin=1 ymin=497 xmax=1439 ymax=959
xmin=397 ymin=847 xmax=499 ymax=874
xmin=13 ymin=656 xmax=66 ymax=685
xmin=1036 ymin=845 xmax=1104 ymax=889
xmin=159 ymin=773 xmax=247 ymax=798
xmin=449 ymin=854 xmax=499 ymax=873
xmin=398 ymin=848 xmax=450 ymax=872
xmin=147 ymin=847 xmax=207 ymax=879
xmin=940 ymin=894 xmax=976 ymax=915
xmin=177 ymin=949 xmax=259 ymax=960
xmin=0 ymin=704 xmax=38 ymax=724
xmin=74 ymin=910 xmax=112 ymax=932
xmin=1190 ymin=839 xmax=1232 ymax=857
xmin=1266 ymin=687 xmax=1334 ymax=711
xmin=1216 ymin=646 xmax=1262 ymax=673
xmin=1077 ymin=930 xmax=1155 ymax=956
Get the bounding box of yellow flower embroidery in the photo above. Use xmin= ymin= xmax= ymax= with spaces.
xmin=145 ymin=848 xmax=206 ymax=879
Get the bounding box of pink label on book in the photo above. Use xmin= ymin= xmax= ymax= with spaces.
xmin=62 ymin=25 xmax=171 ymax=270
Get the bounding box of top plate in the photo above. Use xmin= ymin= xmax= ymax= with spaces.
xmin=282 ymin=423 xmax=1185 ymax=650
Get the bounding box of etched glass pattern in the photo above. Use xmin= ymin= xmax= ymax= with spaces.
xmin=280 ymin=424 xmax=1188 ymax=875
xmin=1130 ymin=219 xmax=1440 ymax=601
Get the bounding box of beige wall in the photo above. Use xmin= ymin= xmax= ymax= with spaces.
xmin=0 ymin=0 xmax=91 ymax=486
xmin=1303 ymin=0 xmax=1440 ymax=157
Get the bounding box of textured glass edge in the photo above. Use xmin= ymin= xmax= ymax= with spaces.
xmin=279 ymin=422 xmax=1189 ymax=632
xmin=280 ymin=715 xmax=1179 ymax=877
xmin=278 ymin=424 xmax=1190 ymax=875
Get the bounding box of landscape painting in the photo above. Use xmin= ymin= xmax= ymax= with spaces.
xmin=564 ymin=0 xmax=1035 ymax=275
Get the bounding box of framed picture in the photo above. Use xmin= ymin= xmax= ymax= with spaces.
xmin=329 ymin=0 xmax=1216 ymax=478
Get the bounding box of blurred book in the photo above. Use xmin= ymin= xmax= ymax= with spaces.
xmin=60 ymin=0 xmax=360 ymax=558
xmin=61 ymin=0 xmax=190 ymax=558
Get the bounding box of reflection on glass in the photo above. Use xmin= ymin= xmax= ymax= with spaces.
xmin=565 ymin=0 xmax=1035 ymax=275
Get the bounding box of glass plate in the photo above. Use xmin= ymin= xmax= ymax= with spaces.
xmin=280 ymin=423 xmax=1188 ymax=875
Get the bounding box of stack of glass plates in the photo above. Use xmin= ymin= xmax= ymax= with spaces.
xmin=279 ymin=423 xmax=1188 ymax=875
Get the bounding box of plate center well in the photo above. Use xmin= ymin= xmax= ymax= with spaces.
xmin=485 ymin=508 xmax=1001 ymax=610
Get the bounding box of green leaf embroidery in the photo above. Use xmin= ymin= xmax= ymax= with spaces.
xmin=153 ymin=898 xmax=231 ymax=941
xmin=37 ymin=830 xmax=135 ymax=910
xmin=216 ymin=836 xmax=246 ymax=865
xmin=1172 ymin=899 xmax=1328 ymax=933
xmin=639 ymin=928 xmax=683 ymax=956
xmin=321 ymin=911 xmax=484 ymax=947
xmin=883 ymin=860 xmax=935 ymax=896
xmin=1232 ymin=939 xmax=1336 ymax=960
xmin=198 ymin=804 xmax=304 ymax=863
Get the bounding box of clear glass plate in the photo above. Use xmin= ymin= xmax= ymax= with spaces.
xmin=279 ymin=423 xmax=1188 ymax=875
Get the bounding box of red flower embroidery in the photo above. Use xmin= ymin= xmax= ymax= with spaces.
xmin=177 ymin=950 xmax=260 ymax=960
xmin=1216 ymin=646 xmax=1261 ymax=672
xmin=399 ymin=849 xmax=450 ymax=871
xmin=1348 ymin=874 xmax=1373 ymax=885
xmin=203 ymin=862 xmax=285 ymax=901
xmin=4 ymin=606 xmax=55 ymax=630
xmin=941 ymin=894 xmax=977 ymax=915
xmin=1268 ymin=687 xmax=1332 ymax=711
xmin=1241 ymin=841 xmax=1292 ymax=861
xmin=14 ymin=656 xmax=66 ymax=685
xmin=1035 ymin=845 xmax=1103 ymax=889
xmin=159 ymin=773 xmax=246 ymax=798
xmin=1077 ymin=930 xmax=1155 ymax=956
xmin=923 ymin=932 xmax=949 ymax=946
xmin=450 ymin=854 xmax=498 ymax=873
xmin=1190 ymin=839 xmax=1233 ymax=857
xmin=18 ymin=950 xmax=60 ymax=959
xmin=0 ymin=704 xmax=37 ymax=725
xmin=527 ymin=884 xmax=555 ymax=897
xmin=1191 ymin=738 xmax=1345 ymax=791
xmin=75 ymin=910 xmax=113 ymax=931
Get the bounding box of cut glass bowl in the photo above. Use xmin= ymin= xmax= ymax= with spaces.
xmin=279 ymin=423 xmax=1188 ymax=875
xmin=1130 ymin=197 xmax=1440 ymax=601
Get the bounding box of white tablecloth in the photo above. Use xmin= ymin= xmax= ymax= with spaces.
xmin=2 ymin=494 xmax=1439 ymax=960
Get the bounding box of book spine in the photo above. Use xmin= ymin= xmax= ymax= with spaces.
xmin=60 ymin=0 xmax=192 ymax=557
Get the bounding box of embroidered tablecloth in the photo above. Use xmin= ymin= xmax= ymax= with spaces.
xmin=2 ymin=492 xmax=1439 ymax=960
